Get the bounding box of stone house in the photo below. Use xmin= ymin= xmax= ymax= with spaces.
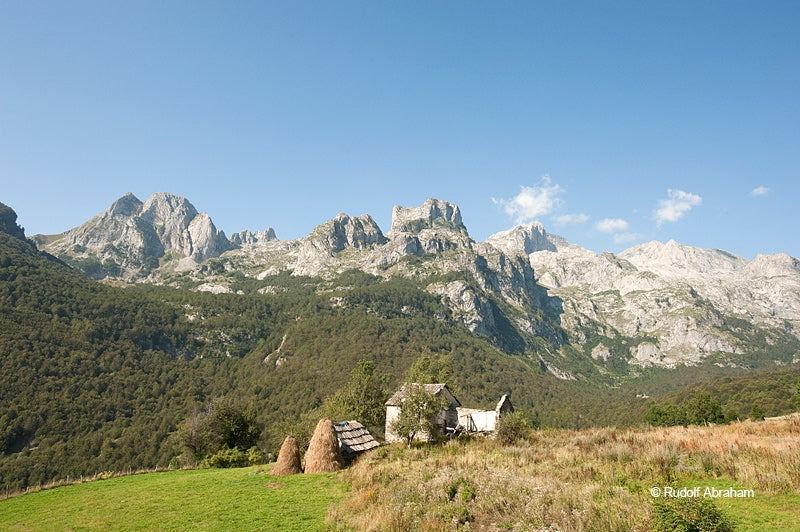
xmin=384 ymin=383 xmax=461 ymax=443
xmin=385 ymin=384 xmax=514 ymax=442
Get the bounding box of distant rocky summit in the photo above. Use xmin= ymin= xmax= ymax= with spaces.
xmin=35 ymin=191 xmax=800 ymax=376
xmin=38 ymin=192 xmax=231 ymax=279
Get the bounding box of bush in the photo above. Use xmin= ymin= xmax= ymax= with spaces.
xmin=652 ymin=497 xmax=734 ymax=532
xmin=247 ymin=446 xmax=265 ymax=466
xmin=495 ymin=411 xmax=532 ymax=445
xmin=208 ymin=446 xmax=248 ymax=468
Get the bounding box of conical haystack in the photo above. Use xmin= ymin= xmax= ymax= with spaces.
xmin=271 ymin=436 xmax=303 ymax=476
xmin=304 ymin=418 xmax=343 ymax=474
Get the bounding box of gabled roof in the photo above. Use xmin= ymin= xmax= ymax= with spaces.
xmin=496 ymin=394 xmax=514 ymax=414
xmin=334 ymin=420 xmax=380 ymax=454
xmin=385 ymin=383 xmax=462 ymax=408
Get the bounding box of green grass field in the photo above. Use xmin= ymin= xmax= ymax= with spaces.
xmin=0 ymin=466 xmax=346 ymax=531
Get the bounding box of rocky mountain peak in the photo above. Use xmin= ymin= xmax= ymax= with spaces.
xmin=747 ymin=253 xmax=800 ymax=277
xmin=108 ymin=192 xmax=143 ymax=217
xmin=486 ymin=223 xmax=560 ymax=257
xmin=40 ymin=192 xmax=231 ymax=279
xmin=618 ymin=239 xmax=747 ymax=278
xmin=140 ymin=192 xmax=198 ymax=227
xmin=307 ymin=213 xmax=388 ymax=254
xmin=389 ymin=198 xmax=466 ymax=235
xmin=0 ymin=202 xmax=27 ymax=241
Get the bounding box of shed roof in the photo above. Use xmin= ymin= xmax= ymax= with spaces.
xmin=385 ymin=383 xmax=461 ymax=408
xmin=334 ymin=420 xmax=380 ymax=454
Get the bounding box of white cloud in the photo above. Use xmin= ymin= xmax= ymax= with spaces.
xmin=555 ymin=213 xmax=590 ymax=226
xmin=595 ymin=218 xmax=629 ymax=233
xmin=493 ymin=175 xmax=563 ymax=224
xmin=654 ymin=189 xmax=702 ymax=226
xmin=751 ymin=186 xmax=770 ymax=197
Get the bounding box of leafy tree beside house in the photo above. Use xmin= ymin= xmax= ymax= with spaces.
xmin=389 ymin=383 xmax=449 ymax=448
xmin=406 ymin=352 xmax=458 ymax=395
xmin=387 ymin=353 xmax=459 ymax=447
xmin=321 ymin=359 xmax=388 ymax=432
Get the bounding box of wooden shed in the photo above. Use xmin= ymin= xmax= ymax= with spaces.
xmin=333 ymin=420 xmax=380 ymax=462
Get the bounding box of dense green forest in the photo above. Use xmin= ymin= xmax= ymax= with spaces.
xmin=1 ymin=202 xmax=798 ymax=492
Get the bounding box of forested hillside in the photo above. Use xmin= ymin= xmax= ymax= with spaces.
xmin=0 ymin=207 xmax=576 ymax=490
xmin=1 ymin=201 xmax=798 ymax=492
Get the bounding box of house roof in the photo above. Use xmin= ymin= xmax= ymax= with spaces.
xmin=496 ymin=394 xmax=514 ymax=414
xmin=385 ymin=383 xmax=462 ymax=408
xmin=333 ymin=420 xmax=380 ymax=454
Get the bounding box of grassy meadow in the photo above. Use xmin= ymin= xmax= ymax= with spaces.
xmin=0 ymin=466 xmax=345 ymax=531
xmin=2 ymin=415 xmax=800 ymax=531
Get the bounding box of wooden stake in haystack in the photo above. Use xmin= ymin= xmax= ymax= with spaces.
xmin=304 ymin=418 xmax=343 ymax=474
xmin=271 ymin=436 xmax=303 ymax=476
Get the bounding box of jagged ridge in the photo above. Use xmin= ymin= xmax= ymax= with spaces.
xmin=35 ymin=192 xmax=800 ymax=376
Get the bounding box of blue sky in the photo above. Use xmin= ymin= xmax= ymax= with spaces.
xmin=2 ymin=1 xmax=798 ymax=259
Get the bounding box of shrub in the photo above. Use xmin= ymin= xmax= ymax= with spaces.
xmin=495 ymin=411 xmax=532 ymax=445
xmin=208 ymin=446 xmax=248 ymax=468
xmin=247 ymin=446 xmax=265 ymax=466
xmin=645 ymin=404 xmax=688 ymax=427
xmin=652 ymin=497 xmax=734 ymax=532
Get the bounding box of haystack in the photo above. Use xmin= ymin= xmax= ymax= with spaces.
xmin=304 ymin=418 xmax=343 ymax=474
xmin=271 ymin=436 xmax=302 ymax=476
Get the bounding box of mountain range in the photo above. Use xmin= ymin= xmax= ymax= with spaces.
xmin=35 ymin=192 xmax=800 ymax=379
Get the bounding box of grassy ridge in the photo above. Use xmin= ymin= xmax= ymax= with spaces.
xmin=333 ymin=415 xmax=800 ymax=531
xmin=0 ymin=467 xmax=345 ymax=531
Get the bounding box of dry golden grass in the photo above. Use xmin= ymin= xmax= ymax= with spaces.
xmin=328 ymin=414 xmax=800 ymax=531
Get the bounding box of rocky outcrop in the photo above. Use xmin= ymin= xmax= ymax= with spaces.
xmin=427 ymin=280 xmax=496 ymax=335
xmin=0 ymin=202 xmax=27 ymax=241
xmin=306 ymin=213 xmax=388 ymax=253
xmin=291 ymin=213 xmax=388 ymax=276
xmin=618 ymin=240 xmax=748 ymax=278
xmin=386 ymin=199 xmax=472 ymax=256
xmin=230 ymin=228 xmax=277 ymax=246
xmin=40 ymin=192 xmax=231 ymax=279
xmin=389 ymin=198 xmax=466 ymax=235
